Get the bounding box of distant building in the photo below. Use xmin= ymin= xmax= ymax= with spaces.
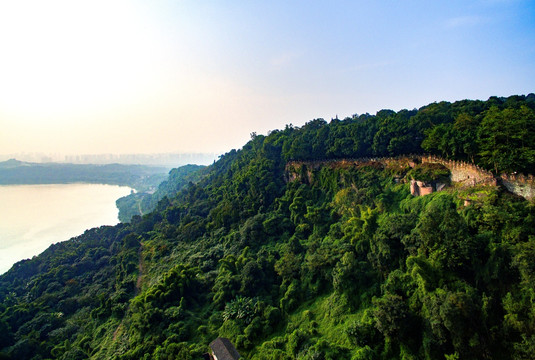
xmin=206 ymin=337 xmax=240 ymax=360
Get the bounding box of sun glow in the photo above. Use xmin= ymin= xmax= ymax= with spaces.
xmin=0 ymin=0 xmax=164 ymax=118
xmin=0 ymin=1 xmax=532 ymax=156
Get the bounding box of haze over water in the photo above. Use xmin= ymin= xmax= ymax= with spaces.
xmin=0 ymin=184 xmax=132 ymax=274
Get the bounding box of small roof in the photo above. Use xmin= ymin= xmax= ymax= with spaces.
xmin=209 ymin=337 xmax=240 ymax=360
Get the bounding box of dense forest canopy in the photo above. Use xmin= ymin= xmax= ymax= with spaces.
xmin=0 ymin=94 xmax=534 ymax=360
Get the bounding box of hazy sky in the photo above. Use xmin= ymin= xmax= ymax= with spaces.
xmin=0 ymin=0 xmax=533 ymax=156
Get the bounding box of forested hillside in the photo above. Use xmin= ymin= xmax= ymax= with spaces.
xmin=116 ymin=164 xmax=206 ymax=222
xmin=0 ymin=94 xmax=534 ymax=360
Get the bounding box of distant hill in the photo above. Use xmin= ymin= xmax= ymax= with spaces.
xmin=0 ymin=159 xmax=27 ymax=169
xmin=0 ymin=160 xmax=170 ymax=191
xmin=0 ymin=152 xmax=217 ymax=167
xmin=116 ymin=164 xmax=206 ymax=222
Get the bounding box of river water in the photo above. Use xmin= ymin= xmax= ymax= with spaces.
xmin=0 ymin=184 xmax=132 ymax=274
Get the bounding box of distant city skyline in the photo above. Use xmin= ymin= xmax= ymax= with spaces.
xmin=0 ymin=152 xmax=218 ymax=167
xmin=0 ymin=1 xmax=533 ymax=156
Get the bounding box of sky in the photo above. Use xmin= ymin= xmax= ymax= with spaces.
xmin=0 ymin=0 xmax=533 ymax=158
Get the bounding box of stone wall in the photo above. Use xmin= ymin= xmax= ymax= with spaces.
xmin=409 ymin=180 xmax=447 ymax=196
xmin=286 ymin=155 xmax=496 ymax=188
xmin=419 ymin=156 xmax=496 ymax=187
xmin=285 ymin=155 xmax=534 ymax=200
xmin=500 ymin=174 xmax=535 ymax=200
xmin=410 ymin=180 xmax=433 ymax=196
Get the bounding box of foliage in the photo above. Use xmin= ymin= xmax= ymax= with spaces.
xmin=116 ymin=164 xmax=205 ymax=222
xmin=407 ymin=163 xmax=451 ymax=183
xmin=0 ymin=94 xmax=534 ymax=359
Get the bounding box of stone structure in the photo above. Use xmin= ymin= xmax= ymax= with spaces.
xmin=285 ymin=155 xmax=534 ymax=200
xmin=419 ymin=155 xmax=496 ymax=187
xmin=500 ymin=173 xmax=535 ymax=200
xmin=410 ymin=180 xmax=446 ymax=197
xmin=207 ymin=338 xmax=240 ymax=360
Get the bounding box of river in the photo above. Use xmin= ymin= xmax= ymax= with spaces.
xmin=0 ymin=184 xmax=132 ymax=274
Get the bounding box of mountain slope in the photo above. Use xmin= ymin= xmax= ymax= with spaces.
xmin=0 ymin=94 xmax=534 ymax=360
xmin=115 ymin=164 xmax=206 ymax=222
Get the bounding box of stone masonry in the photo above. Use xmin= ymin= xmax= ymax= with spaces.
xmin=286 ymin=155 xmax=534 ymax=200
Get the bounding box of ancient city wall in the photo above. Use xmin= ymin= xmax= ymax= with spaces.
xmin=419 ymin=155 xmax=496 ymax=187
xmin=500 ymin=174 xmax=535 ymax=200
xmin=286 ymin=155 xmax=534 ymax=200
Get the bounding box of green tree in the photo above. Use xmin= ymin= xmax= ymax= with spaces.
xmin=477 ymin=106 xmax=535 ymax=173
